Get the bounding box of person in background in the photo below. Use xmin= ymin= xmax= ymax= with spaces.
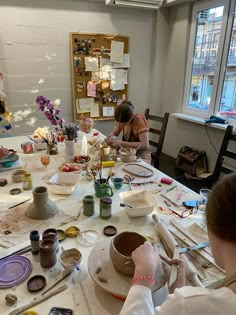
xmin=105 ymin=101 xmax=151 ymax=164
xmin=0 ymin=147 xmax=9 ymax=160
xmin=119 ymin=173 xmax=236 ymax=315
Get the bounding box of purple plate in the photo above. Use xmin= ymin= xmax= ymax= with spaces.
xmin=0 ymin=255 xmax=32 ymax=288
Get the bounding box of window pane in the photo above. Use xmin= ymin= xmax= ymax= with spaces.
xmin=188 ymin=6 xmax=224 ymax=111
xmin=219 ymin=4 xmax=236 ymax=120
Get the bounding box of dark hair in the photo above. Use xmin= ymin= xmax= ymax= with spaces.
xmin=115 ymin=101 xmax=134 ymax=123
xmin=206 ymin=173 xmax=236 ymax=243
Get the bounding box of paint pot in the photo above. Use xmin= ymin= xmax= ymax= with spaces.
xmin=39 ymin=239 xmax=57 ymax=268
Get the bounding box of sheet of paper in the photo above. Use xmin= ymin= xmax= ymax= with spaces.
xmin=76 ymin=98 xmax=94 ymax=113
xmin=85 ymin=57 xmax=99 ymax=71
xmin=90 ymin=103 xmax=100 ymax=117
xmin=91 ymin=71 xmax=100 ymax=81
xmin=100 ymin=58 xmax=112 ymax=67
xmin=110 ymin=69 xmax=126 ymax=91
xmin=100 ymin=64 xmax=112 ymax=80
xmin=87 ymin=81 xmax=97 ymax=97
xmin=110 ymin=41 xmax=124 ymax=63
xmin=112 ymin=54 xmax=130 ymax=68
xmin=103 ymin=106 xmax=114 ymax=117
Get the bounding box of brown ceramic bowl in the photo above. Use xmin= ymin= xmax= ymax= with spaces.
xmin=110 ymin=231 xmax=146 ymax=276
xmin=11 ymin=169 xmax=27 ymax=183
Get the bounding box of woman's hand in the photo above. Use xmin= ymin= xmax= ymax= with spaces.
xmin=160 ymin=254 xmax=186 ymax=294
xmin=106 ymin=139 xmax=121 ymax=148
xmin=132 ymin=241 xmax=160 ymax=284
xmin=0 ymin=148 xmax=10 ymax=160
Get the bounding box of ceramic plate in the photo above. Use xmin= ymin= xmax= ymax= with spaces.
xmin=123 ymin=163 xmax=154 ymax=177
xmin=0 ymin=255 xmax=32 ymax=288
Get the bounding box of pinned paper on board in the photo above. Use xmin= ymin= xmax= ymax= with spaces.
xmin=85 ymin=57 xmax=99 ymax=71
xmin=87 ymin=81 xmax=97 ymax=97
xmin=110 ymin=69 xmax=126 ymax=91
xmin=112 ymin=54 xmax=130 ymax=69
xmin=90 ymin=103 xmax=100 ymax=117
xmin=110 ymin=41 xmax=124 ymax=63
xmin=91 ymin=71 xmax=100 ymax=81
xmin=101 ymin=58 xmax=112 ymax=67
xmin=103 ymin=106 xmax=114 ymax=117
xmin=76 ymin=99 xmax=90 ymax=114
xmin=100 ymin=65 xmax=112 ymax=80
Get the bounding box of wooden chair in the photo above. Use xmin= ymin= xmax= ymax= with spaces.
xmin=176 ymin=124 xmax=236 ymax=192
xmin=144 ymin=109 xmax=169 ymax=169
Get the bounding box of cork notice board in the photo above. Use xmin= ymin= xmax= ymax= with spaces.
xmin=70 ymin=32 xmax=129 ymax=121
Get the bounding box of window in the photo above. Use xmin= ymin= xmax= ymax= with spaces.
xmin=183 ymin=0 xmax=236 ymax=124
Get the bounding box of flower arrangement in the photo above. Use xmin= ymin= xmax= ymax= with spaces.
xmin=64 ymin=123 xmax=79 ymax=141
xmin=36 ymin=96 xmax=65 ymax=131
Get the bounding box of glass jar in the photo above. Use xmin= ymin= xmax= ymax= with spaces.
xmin=100 ymin=197 xmax=112 ymax=219
xmin=39 ymin=239 xmax=57 ymax=268
xmin=83 ymin=195 xmax=95 ymax=216
xmin=30 ymin=230 xmax=40 ymax=255
xmin=22 ymin=173 xmax=33 ymax=191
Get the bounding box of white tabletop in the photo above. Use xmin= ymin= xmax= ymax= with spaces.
xmin=0 ymin=133 xmax=205 ymax=315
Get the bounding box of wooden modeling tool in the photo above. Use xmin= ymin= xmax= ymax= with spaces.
xmin=169 ymin=245 xmax=180 ymax=287
xmin=9 ymin=284 xmax=68 ymax=315
xmin=152 ymin=214 xmax=203 ymax=287
xmin=41 ymin=271 xmax=71 ymax=295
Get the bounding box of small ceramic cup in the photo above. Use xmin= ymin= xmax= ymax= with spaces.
xmin=21 ymin=142 xmax=33 ymax=154
xmin=94 ymin=179 xmax=113 ymax=198
xmin=111 ymin=177 xmax=124 ymax=189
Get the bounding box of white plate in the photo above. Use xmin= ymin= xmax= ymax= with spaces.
xmin=48 ymin=174 xmax=77 ymax=195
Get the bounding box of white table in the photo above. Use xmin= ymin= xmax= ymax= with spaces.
xmin=0 ymin=133 xmax=203 ymax=315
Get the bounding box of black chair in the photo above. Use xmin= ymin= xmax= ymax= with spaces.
xmin=176 ymin=124 xmax=236 ymax=192
xmin=144 ymin=109 xmax=169 ymax=169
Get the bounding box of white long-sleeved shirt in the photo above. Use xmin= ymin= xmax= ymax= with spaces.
xmin=119 ymin=285 xmax=236 ymax=315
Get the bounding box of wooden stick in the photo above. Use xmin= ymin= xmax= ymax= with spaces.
xmin=41 ymin=271 xmax=71 ymax=295
xmin=9 ymin=284 xmax=68 ymax=315
xmin=169 ymin=245 xmax=180 ymax=287
xmin=152 ymin=214 xmax=203 ymax=287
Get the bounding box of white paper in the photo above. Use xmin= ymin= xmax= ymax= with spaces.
xmin=76 ymin=98 xmax=94 ymax=113
xmin=91 ymin=71 xmax=100 ymax=81
xmin=90 ymin=103 xmax=100 ymax=117
xmin=85 ymin=57 xmax=99 ymax=71
xmin=112 ymin=54 xmax=130 ymax=68
xmin=110 ymin=69 xmax=126 ymax=91
xmin=100 ymin=58 xmax=112 ymax=67
xmin=110 ymin=41 xmax=124 ymax=63
xmin=100 ymin=64 xmax=112 ymax=80
xmin=103 ymin=106 xmax=114 ymax=117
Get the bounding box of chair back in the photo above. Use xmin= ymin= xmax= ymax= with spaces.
xmin=213 ymin=124 xmax=236 ymax=181
xmin=144 ymin=109 xmax=169 ymax=168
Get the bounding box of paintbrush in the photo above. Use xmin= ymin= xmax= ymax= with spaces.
xmin=8 ymin=198 xmax=31 ymax=209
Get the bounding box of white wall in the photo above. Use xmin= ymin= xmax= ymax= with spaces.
xmin=0 ymin=0 xmax=155 ymax=136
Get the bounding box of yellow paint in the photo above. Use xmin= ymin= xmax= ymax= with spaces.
xmin=23 ymin=310 xmax=39 ymax=315
xmin=102 ymin=161 xmax=115 ymax=167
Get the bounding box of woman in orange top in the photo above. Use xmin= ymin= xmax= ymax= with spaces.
xmin=106 ymin=101 xmax=151 ymax=163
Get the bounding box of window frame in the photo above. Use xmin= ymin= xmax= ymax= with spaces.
xmin=182 ymin=0 xmax=231 ymax=120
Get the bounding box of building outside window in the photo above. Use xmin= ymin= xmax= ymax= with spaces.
xmin=183 ymin=0 xmax=236 ymax=124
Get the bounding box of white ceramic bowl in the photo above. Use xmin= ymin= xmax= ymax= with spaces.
xmin=57 ymin=171 xmax=82 ymax=185
xmin=119 ymin=189 xmax=157 ymax=217
xmin=119 ymin=148 xmax=137 ymax=163
xmin=48 ymin=174 xmax=77 ymax=195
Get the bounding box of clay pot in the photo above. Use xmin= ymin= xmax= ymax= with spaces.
xmin=110 ymin=231 xmax=146 ymax=276
xmin=26 ymin=186 xmax=59 ymax=220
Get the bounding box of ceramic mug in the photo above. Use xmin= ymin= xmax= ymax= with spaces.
xmin=111 ymin=177 xmax=124 ymax=189
xmin=21 ymin=142 xmax=33 ymax=154
xmin=94 ymin=179 xmax=113 ymax=198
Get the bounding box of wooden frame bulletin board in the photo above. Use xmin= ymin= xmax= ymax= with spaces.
xmin=70 ymin=32 xmax=129 ymax=121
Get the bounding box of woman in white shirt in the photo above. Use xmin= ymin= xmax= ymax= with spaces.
xmin=120 ymin=173 xmax=236 ymax=315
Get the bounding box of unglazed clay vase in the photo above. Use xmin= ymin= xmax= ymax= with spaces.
xmin=26 ymin=186 xmax=59 ymax=220
xmin=110 ymin=231 xmax=146 ymax=276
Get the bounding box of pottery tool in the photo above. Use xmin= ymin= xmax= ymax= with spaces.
xmin=41 ymin=271 xmax=71 ymax=295
xmin=120 ymin=202 xmax=133 ymax=208
xmin=9 ymin=284 xmax=68 ymax=315
xmin=8 ymin=198 xmax=31 ymax=209
xmin=80 ymin=282 xmax=92 ymax=315
xmin=72 ymin=278 xmax=80 ymax=311
xmin=124 ymin=175 xmax=134 ymax=190
xmin=152 ymin=214 xmax=203 ymax=287
xmin=170 ymin=219 xmax=212 ymax=256
xmin=160 ymin=193 xmax=178 ymax=207
xmin=168 ymin=245 xmax=180 ymax=287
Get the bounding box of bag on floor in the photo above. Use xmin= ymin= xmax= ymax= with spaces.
xmin=176 ymin=146 xmax=208 ymax=177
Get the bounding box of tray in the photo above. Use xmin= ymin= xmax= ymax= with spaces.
xmin=0 ymin=255 xmax=32 ymax=288
xmin=123 ymin=163 xmax=154 ymax=177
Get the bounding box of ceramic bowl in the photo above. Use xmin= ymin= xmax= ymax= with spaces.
xmin=59 ymin=248 xmax=82 ymax=271
xmin=57 ymin=171 xmax=82 ymax=185
xmin=119 ymin=148 xmax=136 ymax=163
xmin=110 ymin=231 xmax=146 ymax=276
xmin=48 ymin=174 xmax=77 ymax=195
xmin=119 ymin=189 xmax=157 ymax=217
xmin=11 ymin=169 xmax=27 ymax=182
